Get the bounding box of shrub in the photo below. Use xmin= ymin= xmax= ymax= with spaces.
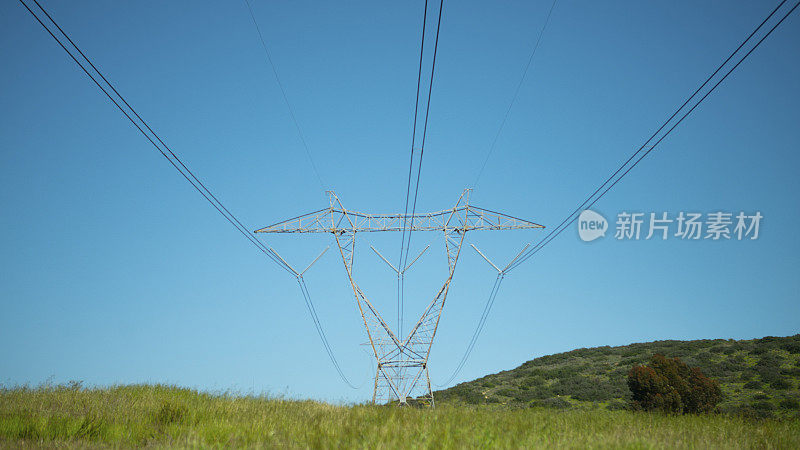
xmin=525 ymin=385 xmax=554 ymax=401
xmin=729 ymin=354 xmax=745 ymax=364
xmin=757 ymin=367 xmax=782 ymax=385
xmin=711 ymin=360 xmax=741 ymax=378
xmin=520 ymin=376 xmax=545 ymax=389
xmin=743 ymin=380 xmax=762 ymax=390
xmin=756 ymin=354 xmax=784 ymax=368
xmin=446 ymin=385 xmax=485 ymax=404
xmin=606 ymin=399 xmax=628 ymax=411
xmin=734 ymin=406 xmax=774 ymax=419
xmin=627 ymin=354 xmax=722 ymax=414
xmin=770 ymin=378 xmax=792 ymax=390
xmin=780 ymin=367 xmax=800 ymax=376
xmin=780 ymin=341 xmax=800 ymax=353
xmin=751 ymin=400 xmax=776 ymax=412
xmin=496 ymin=388 xmax=516 ymax=398
xmin=511 ymin=385 xmax=554 ymax=403
xmin=695 ymin=352 xmax=714 ymax=362
xmin=619 ymin=356 xmax=644 ymax=367
xmin=530 ymin=397 xmax=571 ymax=409
xmin=552 ymin=376 xmax=622 ymax=402
xmin=485 ymin=395 xmax=504 ymax=404
xmin=540 ymin=366 xmax=582 ymax=380
xmin=739 ymin=370 xmax=756 ymax=382
xmin=627 ymin=365 xmax=682 ymax=413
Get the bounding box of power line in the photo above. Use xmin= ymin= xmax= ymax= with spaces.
xmin=398 ymin=0 xmax=430 ymax=338
xmin=298 ymin=277 xmax=363 ymax=389
xmin=397 ymin=0 xmax=443 ymax=338
xmin=242 ymin=0 xmax=326 ymax=190
xmin=436 ymin=274 xmax=504 ymax=387
xmin=437 ymin=0 xmax=797 ymax=387
xmin=472 ymin=0 xmax=559 ymax=188
xmin=507 ymin=0 xmax=797 ymax=273
xmin=19 ymin=0 xmax=356 ymax=387
xmin=398 ymin=0 xmax=444 ymax=338
xmin=18 ymin=0 xmax=289 ymax=274
xmin=404 ymin=0 xmax=445 ymax=271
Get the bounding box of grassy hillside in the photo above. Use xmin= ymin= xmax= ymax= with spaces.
xmin=435 ymin=335 xmax=800 ymax=418
xmin=1 ymin=385 xmax=799 ymax=448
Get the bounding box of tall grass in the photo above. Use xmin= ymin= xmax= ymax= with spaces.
xmin=1 ymin=384 xmax=798 ymax=448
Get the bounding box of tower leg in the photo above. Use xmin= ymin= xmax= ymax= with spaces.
xmin=372 ymin=365 xmax=380 ymax=404
xmin=426 ymin=367 xmax=435 ymax=408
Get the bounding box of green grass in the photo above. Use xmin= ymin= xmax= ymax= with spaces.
xmin=1 ymin=385 xmax=799 ymax=448
xmin=435 ymin=334 xmax=800 ymax=418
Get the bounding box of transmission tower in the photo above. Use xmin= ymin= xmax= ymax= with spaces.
xmin=255 ymin=189 xmax=543 ymax=406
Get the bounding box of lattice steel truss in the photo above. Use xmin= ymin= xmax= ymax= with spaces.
xmin=255 ymin=189 xmax=544 ymax=406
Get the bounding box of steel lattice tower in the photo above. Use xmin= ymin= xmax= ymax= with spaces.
xmin=255 ymin=189 xmax=543 ymax=406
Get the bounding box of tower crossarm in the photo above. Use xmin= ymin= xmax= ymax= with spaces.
xmin=254 ymin=205 xmax=544 ymax=234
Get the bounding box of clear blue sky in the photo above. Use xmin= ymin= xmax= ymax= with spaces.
xmin=1 ymin=0 xmax=798 ymax=403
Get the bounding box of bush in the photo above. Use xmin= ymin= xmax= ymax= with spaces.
xmin=530 ymin=397 xmax=571 ymax=409
xmin=540 ymin=366 xmax=582 ymax=380
xmin=780 ymin=341 xmax=800 ymax=353
xmin=552 ymin=376 xmax=622 ymax=402
xmin=751 ymin=400 xmax=776 ymax=412
xmin=755 ymin=367 xmax=782 ymax=385
xmin=518 ymin=385 xmax=553 ymax=401
xmin=770 ymin=378 xmax=792 ymax=390
xmin=619 ymin=356 xmax=645 ymax=367
xmin=520 ymin=376 xmax=545 ymax=388
xmin=627 ymin=354 xmax=722 ymax=414
xmin=740 ymin=369 xmax=756 ymax=382
xmin=743 ymin=380 xmax=762 ymax=390
xmin=756 ymin=354 xmax=784 ymax=369
xmin=780 ymin=367 xmax=800 ymax=376
xmin=606 ymin=399 xmax=628 ymax=411
xmin=496 ymin=388 xmax=516 ymax=398
xmin=734 ymin=406 xmax=774 ymax=419
xmin=445 ymin=385 xmax=485 ymax=404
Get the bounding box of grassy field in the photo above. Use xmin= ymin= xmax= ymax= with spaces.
xmin=1 ymin=385 xmax=799 ymax=448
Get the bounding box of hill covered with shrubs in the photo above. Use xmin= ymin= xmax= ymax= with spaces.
xmin=434 ymin=335 xmax=800 ymax=418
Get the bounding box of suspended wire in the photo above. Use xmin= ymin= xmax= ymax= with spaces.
xmin=435 ymin=274 xmax=504 ymax=387
xmin=506 ymin=0 xmax=797 ymax=273
xmin=298 ymin=278 xmax=364 ymax=389
xmin=19 ymin=0 xmax=357 ymax=387
xmin=404 ymin=0 xmax=445 ymax=272
xmin=396 ymin=0 xmax=444 ymax=338
xmin=398 ymin=0 xmax=431 ymax=338
xmin=472 ymin=0 xmax=559 ymax=188
xmin=242 ymin=0 xmax=326 ymax=190
xmin=17 ymin=0 xmax=292 ymax=275
xmin=436 ymin=0 xmax=798 ymax=388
